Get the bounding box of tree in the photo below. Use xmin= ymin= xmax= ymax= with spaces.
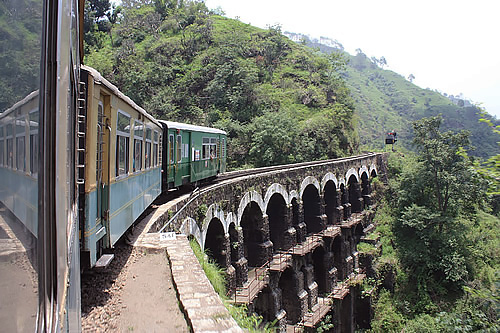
xmin=393 ymin=115 xmax=487 ymax=299
xmin=408 ymin=73 xmax=415 ymax=82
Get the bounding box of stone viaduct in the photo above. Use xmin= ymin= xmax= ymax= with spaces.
xmin=155 ymin=153 xmax=388 ymax=332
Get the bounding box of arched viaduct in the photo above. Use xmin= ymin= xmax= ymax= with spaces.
xmin=155 ymin=153 xmax=387 ymax=331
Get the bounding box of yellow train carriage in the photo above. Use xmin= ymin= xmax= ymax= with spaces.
xmin=80 ymin=66 xmax=162 ymax=267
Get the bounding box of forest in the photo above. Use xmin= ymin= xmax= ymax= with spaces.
xmin=84 ymin=1 xmax=499 ymax=331
xmin=84 ymin=0 xmax=358 ymax=169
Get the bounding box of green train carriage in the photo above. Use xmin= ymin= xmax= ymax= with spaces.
xmin=159 ymin=121 xmax=227 ymax=190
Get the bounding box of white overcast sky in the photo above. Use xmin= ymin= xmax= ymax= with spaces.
xmin=205 ymin=0 xmax=500 ymax=118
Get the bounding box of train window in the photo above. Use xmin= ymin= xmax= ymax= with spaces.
xmin=153 ymin=130 xmax=159 ymax=167
xmin=176 ymin=135 xmax=182 ymax=163
xmin=133 ymin=120 xmax=143 ymax=172
xmin=210 ymin=137 xmax=217 ymax=158
xmin=29 ymin=111 xmax=39 ymax=175
xmin=169 ymin=134 xmax=174 ymax=164
xmin=202 ymin=137 xmax=210 ymax=159
xmin=145 ymin=127 xmax=152 ymax=168
xmin=6 ymin=123 xmax=13 ymax=168
xmin=116 ymin=111 xmax=130 ymax=176
xmin=0 ymin=126 xmax=3 ymax=166
xmin=15 ymin=117 xmax=26 ymax=171
xmin=222 ymin=138 xmax=226 ymax=158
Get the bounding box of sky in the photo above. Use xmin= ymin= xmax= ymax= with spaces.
xmin=205 ymin=0 xmax=500 ymax=118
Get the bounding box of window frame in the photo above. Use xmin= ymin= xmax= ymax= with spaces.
xmin=145 ymin=127 xmax=152 ymax=169
xmin=15 ymin=116 xmax=26 ymax=172
xmin=116 ymin=110 xmax=131 ymax=178
xmin=176 ymin=134 xmax=182 ymax=163
xmin=29 ymin=109 xmax=39 ymax=176
xmin=153 ymin=130 xmax=159 ymax=167
xmin=133 ymin=120 xmax=143 ymax=172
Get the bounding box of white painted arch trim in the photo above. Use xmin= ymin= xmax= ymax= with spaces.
xmin=203 ymin=203 xmax=227 ymax=233
xmin=237 ymin=190 xmax=265 ymax=226
xmin=299 ymin=176 xmax=321 ymax=199
xmin=264 ymin=183 xmax=289 ymax=212
xmin=321 ymin=172 xmax=339 ymax=192
xmin=345 ymin=167 xmax=359 ymax=183
xmin=179 ymin=217 xmax=203 ymax=248
xmin=358 ymin=165 xmax=369 ymax=179
xmin=369 ymin=164 xmax=378 ymax=177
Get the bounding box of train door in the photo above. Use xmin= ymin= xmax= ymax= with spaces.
xmin=96 ymin=99 xmax=111 ymax=257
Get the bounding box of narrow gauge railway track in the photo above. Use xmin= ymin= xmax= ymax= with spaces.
xmin=158 ymin=152 xmax=379 ymax=232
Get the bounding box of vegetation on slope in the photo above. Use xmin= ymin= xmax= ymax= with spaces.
xmin=367 ymin=116 xmax=499 ymax=331
xmin=84 ymin=0 xmax=359 ymax=169
xmin=300 ymin=36 xmax=500 ymax=159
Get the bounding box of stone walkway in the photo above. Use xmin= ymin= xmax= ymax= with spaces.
xmin=133 ymin=203 xmax=242 ymax=333
xmin=164 ymin=234 xmax=243 ymax=333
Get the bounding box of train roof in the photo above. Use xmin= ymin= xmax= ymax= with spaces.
xmin=158 ymin=120 xmax=227 ymax=135
xmin=0 ymin=90 xmax=39 ymax=118
xmin=81 ymin=65 xmax=161 ymax=128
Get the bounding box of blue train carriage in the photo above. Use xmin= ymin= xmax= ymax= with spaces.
xmin=159 ymin=121 xmax=227 ymax=190
xmin=0 ymin=91 xmax=39 ymax=237
xmin=80 ymin=65 xmax=163 ymax=268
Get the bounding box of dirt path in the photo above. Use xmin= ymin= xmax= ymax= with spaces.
xmin=117 ymin=249 xmax=189 ymax=332
xmin=81 ymin=244 xmax=189 ymax=332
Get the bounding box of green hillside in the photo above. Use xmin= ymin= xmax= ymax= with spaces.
xmin=84 ymin=1 xmax=358 ymax=169
xmin=301 ymin=37 xmax=500 ymax=158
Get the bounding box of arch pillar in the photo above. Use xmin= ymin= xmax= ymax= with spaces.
xmin=231 ymin=226 xmax=248 ymax=287
xmin=258 ymin=214 xmax=273 ymax=266
xmin=350 ymin=181 xmax=363 ymax=213
xmin=283 ymin=205 xmax=297 ymax=250
xmin=294 ymin=201 xmax=307 ymax=243
xmin=342 ymin=186 xmax=351 ymax=220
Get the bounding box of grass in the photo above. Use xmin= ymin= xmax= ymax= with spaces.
xmin=188 ymin=238 xmax=276 ymax=332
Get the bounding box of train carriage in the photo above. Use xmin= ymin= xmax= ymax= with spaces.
xmin=160 ymin=120 xmax=227 ymax=190
xmin=80 ymin=66 xmax=163 ymax=268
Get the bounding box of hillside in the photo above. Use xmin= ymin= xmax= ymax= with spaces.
xmin=84 ymin=2 xmax=358 ymax=169
xmin=291 ymin=34 xmax=500 ymax=158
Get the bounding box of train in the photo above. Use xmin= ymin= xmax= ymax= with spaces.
xmin=79 ymin=66 xmax=226 ymax=267
xmin=0 ymin=0 xmax=226 ymax=330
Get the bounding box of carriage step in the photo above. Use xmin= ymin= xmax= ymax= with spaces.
xmin=95 ymin=254 xmax=114 ymax=268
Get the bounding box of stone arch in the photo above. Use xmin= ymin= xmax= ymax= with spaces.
xmin=345 ymin=167 xmax=359 ymax=183
xmin=302 ymin=183 xmax=324 ymax=234
xmin=204 ymin=218 xmax=227 ymax=268
xmin=358 ymin=165 xmax=369 ymax=179
xmin=299 ymin=176 xmax=321 ymax=200
xmin=203 ymin=203 xmax=226 ymax=234
xmin=312 ymin=245 xmax=327 ymax=294
xmin=240 ymin=200 xmax=271 ymax=267
xmin=348 ymin=173 xmax=363 ymax=213
xmin=266 ymin=192 xmax=289 ymax=252
xmin=331 ymin=235 xmax=343 ymax=281
xmin=323 ymin=179 xmax=339 ymax=225
xmin=279 ymin=267 xmax=301 ymax=324
xmin=179 ymin=217 xmax=202 ymax=248
xmin=369 ymin=164 xmax=378 ymax=178
xmin=237 ymin=190 xmax=265 ymax=226
xmin=264 ymin=183 xmax=289 ymax=211
xmin=354 ymin=223 xmax=364 ymax=245
xmin=321 ymin=172 xmax=338 ymax=193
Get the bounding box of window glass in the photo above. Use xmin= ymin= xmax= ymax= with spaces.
xmin=145 ymin=141 xmax=151 ymax=168
xmin=29 ymin=111 xmax=39 ymax=175
xmin=117 ymin=111 xmax=130 ymax=133
xmin=169 ymin=134 xmax=174 ymax=163
xmin=116 ymin=111 xmax=131 ymax=176
xmin=16 ymin=136 xmax=25 ymax=171
xmin=134 ymin=139 xmax=142 ymax=172
xmin=176 ymin=135 xmax=182 ymax=163
xmin=134 ymin=120 xmax=143 ymax=138
xmin=0 ymin=126 xmax=3 ymax=166
xmin=202 ymin=137 xmax=210 ymax=159
xmin=116 ymin=136 xmax=129 ymax=176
